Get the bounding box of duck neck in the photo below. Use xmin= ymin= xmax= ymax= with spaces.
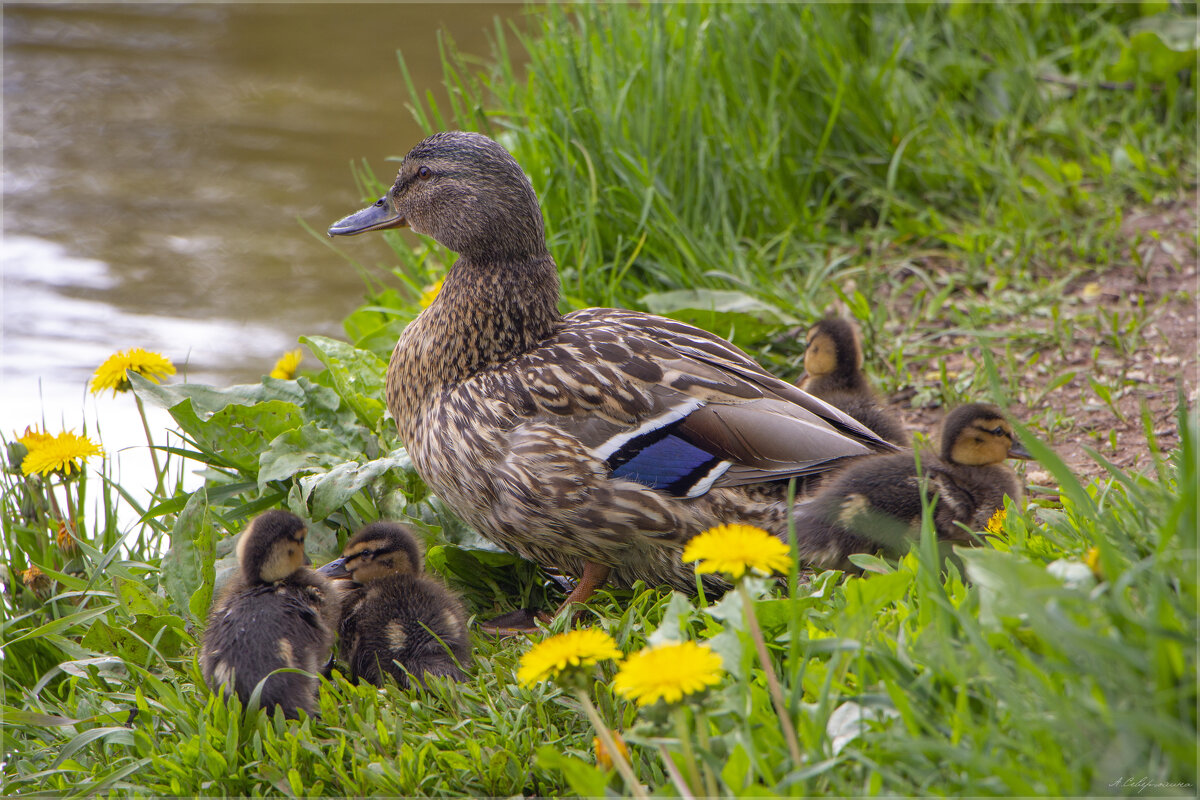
xmin=387 ymin=253 xmax=562 ymax=438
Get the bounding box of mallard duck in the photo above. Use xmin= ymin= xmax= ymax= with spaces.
xmin=327 ymin=130 xmax=896 ymax=617
xmin=791 ymin=402 xmax=1032 ymax=568
xmin=798 ymin=316 xmax=908 ymax=446
xmin=199 ymin=510 xmax=337 ymax=718
xmin=318 ymin=521 xmax=471 ymax=688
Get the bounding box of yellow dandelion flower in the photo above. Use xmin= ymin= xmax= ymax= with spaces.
xmin=517 ymin=628 xmax=622 ymax=687
xmin=89 ymin=348 xmax=175 ymax=395
xmin=593 ymin=732 xmax=630 ymax=771
xmin=17 ymin=426 xmax=54 ymax=452
xmin=681 ymin=523 xmax=791 ymax=579
xmin=20 ymin=430 xmax=103 ymax=478
xmin=21 ymin=565 xmax=52 ymax=598
xmin=419 ymin=276 xmax=445 ymax=309
xmin=1084 ymin=547 xmax=1102 ymax=579
xmin=986 ymin=508 xmax=1007 ymax=535
xmin=269 ymin=348 xmax=303 ymax=380
xmin=612 ymin=640 xmax=723 ymax=707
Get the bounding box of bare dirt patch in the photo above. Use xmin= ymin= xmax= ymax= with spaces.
xmin=890 ymin=197 xmax=1197 ymax=487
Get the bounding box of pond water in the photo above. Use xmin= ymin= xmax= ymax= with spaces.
xmin=2 ymin=4 xmax=522 ymax=492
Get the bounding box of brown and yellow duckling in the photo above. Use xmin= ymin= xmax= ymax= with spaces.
xmin=199 ymin=510 xmax=337 ymax=718
xmin=327 ymin=131 xmax=897 ymax=625
xmin=798 ymin=316 xmax=908 ymax=446
xmin=793 ymin=402 xmax=1031 ymax=569
xmin=319 ymin=522 xmax=471 ymax=689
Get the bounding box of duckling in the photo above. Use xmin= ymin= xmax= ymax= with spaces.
xmin=319 ymin=522 xmax=471 ymax=689
xmin=793 ymin=402 xmax=1031 ymax=569
xmin=327 ymin=131 xmax=898 ymax=622
xmin=798 ymin=316 xmax=908 ymax=446
xmin=199 ymin=510 xmax=336 ymax=718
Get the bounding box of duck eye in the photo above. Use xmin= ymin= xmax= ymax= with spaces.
xmin=417 ymin=166 xmax=432 ymax=180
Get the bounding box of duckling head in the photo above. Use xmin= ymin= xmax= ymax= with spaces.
xmin=941 ymin=403 xmax=1033 ymax=466
xmin=236 ymin=510 xmax=310 ymax=585
xmin=804 ymin=316 xmax=864 ymax=379
xmin=319 ymin=522 xmax=422 ymax=585
xmin=328 ymin=131 xmax=547 ymax=263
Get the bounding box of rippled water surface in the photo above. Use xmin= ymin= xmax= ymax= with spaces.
xmin=2 ymin=3 xmax=520 ymax=479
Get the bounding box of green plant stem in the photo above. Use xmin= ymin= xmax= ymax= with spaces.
xmin=43 ymin=482 xmax=70 ymax=543
xmin=672 ymin=704 xmax=705 ymax=798
xmin=61 ymin=482 xmax=78 ymax=537
xmin=657 ymin=744 xmax=696 ymax=800
xmin=693 ymin=705 xmax=719 ymax=797
xmin=574 ymin=688 xmax=646 ymax=800
xmin=134 ymin=393 xmax=165 ymax=496
xmin=738 ymin=581 xmax=803 ymax=765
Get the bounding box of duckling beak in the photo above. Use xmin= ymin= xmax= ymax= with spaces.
xmin=327 ymin=196 xmax=407 ymax=237
xmin=316 ymin=556 xmax=351 ymax=579
xmin=1008 ymin=439 xmax=1034 ymax=460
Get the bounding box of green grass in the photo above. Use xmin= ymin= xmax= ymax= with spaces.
xmin=3 ymin=2 xmax=1196 ymax=796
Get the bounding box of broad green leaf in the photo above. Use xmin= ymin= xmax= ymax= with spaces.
xmin=131 ymin=373 xmax=306 ymax=415
xmin=956 ymin=547 xmax=1065 ymax=628
xmin=721 ymin=743 xmax=753 ymax=792
xmin=648 ymin=592 xmax=698 ymax=647
xmin=114 ymin=576 xmax=168 ymax=617
xmin=534 ymin=746 xmax=609 ymax=798
xmin=1107 ymin=17 xmax=1198 ymax=81
xmin=299 ymin=450 xmax=413 ymax=520
xmin=343 ymin=289 xmax=410 ymax=355
xmin=301 ymin=335 xmax=389 ymax=429
xmin=841 ymin=571 xmax=913 ymax=620
xmin=81 ymin=623 xmax=150 ymax=666
xmin=161 ymin=489 xmax=211 ymax=620
xmin=258 ymin=424 xmax=367 ymax=489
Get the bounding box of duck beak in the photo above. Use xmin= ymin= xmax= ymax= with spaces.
xmin=316 ymin=556 xmax=351 ymax=579
xmin=327 ymin=196 xmax=407 ymax=237
xmin=1008 ymin=438 xmax=1033 ymax=460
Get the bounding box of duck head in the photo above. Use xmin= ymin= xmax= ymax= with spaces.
xmin=318 ymin=521 xmax=422 ymax=584
xmin=941 ymin=403 xmax=1033 ymax=466
xmin=236 ymin=509 xmax=311 ymax=585
xmin=804 ymin=316 xmax=864 ymax=380
xmin=327 ymin=131 xmax=548 ymax=263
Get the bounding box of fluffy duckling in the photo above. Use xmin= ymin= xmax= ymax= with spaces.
xmin=798 ymin=316 xmax=908 ymax=446
xmin=319 ymin=522 xmax=471 ymax=689
xmin=200 ymin=510 xmax=337 ymax=719
xmin=793 ymin=402 xmax=1031 ymax=568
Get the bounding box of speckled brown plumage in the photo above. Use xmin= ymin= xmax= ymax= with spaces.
xmin=798 ymin=316 xmax=908 ymax=446
xmin=324 ymin=522 xmax=471 ymax=688
xmin=791 ymin=403 xmax=1030 ymax=568
xmin=328 ymin=131 xmax=899 ymax=606
xmin=199 ymin=510 xmax=336 ymax=718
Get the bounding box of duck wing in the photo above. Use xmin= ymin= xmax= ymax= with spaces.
xmin=506 ymin=309 xmax=897 ymax=498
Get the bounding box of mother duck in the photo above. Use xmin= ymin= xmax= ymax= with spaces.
xmin=328 ymin=131 xmax=895 ymax=616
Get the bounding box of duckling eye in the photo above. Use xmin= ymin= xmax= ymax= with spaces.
xmin=991 ymin=426 xmax=1008 ymax=437
xmin=417 ymin=166 xmax=433 ymax=180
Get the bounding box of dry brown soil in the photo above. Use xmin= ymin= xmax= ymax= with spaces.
xmin=886 ymin=197 xmax=1197 ymax=489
